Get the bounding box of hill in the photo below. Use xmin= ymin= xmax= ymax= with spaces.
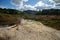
xmin=0 ymin=19 xmax=60 ymax=40
xmin=0 ymin=8 xmax=60 ymax=40
xmin=0 ymin=8 xmax=60 ymax=30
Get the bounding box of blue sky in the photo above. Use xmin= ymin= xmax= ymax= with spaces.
xmin=0 ymin=0 xmax=60 ymax=10
xmin=24 ymin=0 xmax=39 ymax=5
xmin=0 ymin=0 xmax=18 ymax=9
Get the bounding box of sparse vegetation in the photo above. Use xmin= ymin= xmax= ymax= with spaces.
xmin=0 ymin=8 xmax=60 ymax=30
xmin=36 ymin=16 xmax=60 ymax=30
xmin=0 ymin=13 xmax=21 ymax=26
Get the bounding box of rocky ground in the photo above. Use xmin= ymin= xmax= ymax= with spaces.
xmin=0 ymin=19 xmax=60 ymax=40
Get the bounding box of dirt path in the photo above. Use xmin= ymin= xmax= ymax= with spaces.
xmin=0 ymin=19 xmax=60 ymax=40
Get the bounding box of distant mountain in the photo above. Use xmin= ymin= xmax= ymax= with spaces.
xmin=23 ymin=10 xmax=36 ymax=14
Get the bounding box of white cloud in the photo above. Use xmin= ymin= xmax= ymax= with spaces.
xmin=24 ymin=5 xmax=38 ymax=10
xmin=52 ymin=0 xmax=60 ymax=6
xmin=12 ymin=0 xmax=28 ymax=6
xmin=53 ymin=0 xmax=60 ymax=3
xmin=35 ymin=1 xmax=56 ymax=9
xmin=11 ymin=0 xmax=60 ymax=11
xmin=23 ymin=0 xmax=28 ymax=2
xmin=35 ymin=1 xmax=45 ymax=7
xmin=49 ymin=0 xmax=55 ymax=3
xmin=12 ymin=0 xmax=39 ymax=10
xmin=12 ymin=0 xmax=22 ymax=6
xmin=49 ymin=0 xmax=60 ymax=6
xmin=55 ymin=3 xmax=60 ymax=6
xmin=35 ymin=1 xmax=50 ymax=7
xmin=12 ymin=0 xmax=28 ymax=9
xmin=24 ymin=1 xmax=56 ymax=10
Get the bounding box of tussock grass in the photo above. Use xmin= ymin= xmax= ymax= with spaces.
xmin=0 ymin=13 xmax=21 ymax=26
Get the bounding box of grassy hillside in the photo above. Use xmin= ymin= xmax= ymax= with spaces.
xmin=0 ymin=13 xmax=20 ymax=26
xmin=0 ymin=8 xmax=60 ymax=30
xmin=37 ymin=15 xmax=60 ymax=30
xmin=24 ymin=15 xmax=60 ymax=30
xmin=0 ymin=13 xmax=60 ymax=30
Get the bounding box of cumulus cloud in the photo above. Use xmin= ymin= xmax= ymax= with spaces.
xmin=35 ymin=1 xmax=52 ymax=7
xmin=49 ymin=0 xmax=55 ymax=3
xmin=50 ymin=0 xmax=60 ymax=6
xmin=24 ymin=5 xmax=38 ymax=10
xmin=53 ymin=0 xmax=60 ymax=3
xmin=34 ymin=0 xmax=60 ymax=9
xmin=12 ymin=0 xmax=39 ymax=10
xmin=23 ymin=0 xmax=56 ymax=10
xmin=11 ymin=0 xmax=60 ymax=10
xmin=23 ymin=1 xmax=54 ymax=10
xmin=23 ymin=0 xmax=28 ymax=2
xmin=34 ymin=1 xmax=56 ymax=10
xmin=12 ymin=0 xmax=22 ymax=6
xmin=56 ymin=3 xmax=60 ymax=6
xmin=35 ymin=1 xmax=46 ymax=7
xmin=12 ymin=0 xmax=28 ymax=6
xmin=12 ymin=0 xmax=28 ymax=9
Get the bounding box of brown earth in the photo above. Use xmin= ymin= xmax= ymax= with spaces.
xmin=0 ymin=19 xmax=60 ymax=40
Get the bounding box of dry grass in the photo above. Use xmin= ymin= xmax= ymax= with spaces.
xmin=34 ymin=15 xmax=60 ymax=30
xmin=0 ymin=13 xmax=21 ymax=26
